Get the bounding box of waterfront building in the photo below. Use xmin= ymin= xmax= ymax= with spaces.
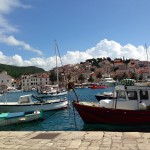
xmin=0 ymin=71 xmax=17 ymax=90
xmin=21 ymin=73 xmax=50 ymax=91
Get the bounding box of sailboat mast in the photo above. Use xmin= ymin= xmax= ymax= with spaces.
xmin=55 ymin=41 xmax=59 ymax=86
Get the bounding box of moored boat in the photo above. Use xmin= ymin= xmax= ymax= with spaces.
xmin=0 ymin=94 xmax=68 ymax=113
xmin=71 ymin=79 xmax=150 ymax=125
xmin=99 ymin=77 xmax=116 ymax=87
xmin=90 ymin=84 xmax=108 ymax=89
xmin=0 ymin=110 xmax=43 ymax=126
xmin=37 ymin=42 xmax=67 ymax=98
xmin=37 ymin=85 xmax=67 ymax=98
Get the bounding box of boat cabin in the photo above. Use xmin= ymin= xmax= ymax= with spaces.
xmin=99 ymin=85 xmax=150 ymax=110
xmin=18 ymin=95 xmax=34 ymax=104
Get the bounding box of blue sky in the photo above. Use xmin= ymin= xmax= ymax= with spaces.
xmin=0 ymin=0 xmax=150 ymax=70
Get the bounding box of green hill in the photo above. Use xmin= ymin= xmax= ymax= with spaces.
xmin=0 ymin=64 xmax=46 ymax=79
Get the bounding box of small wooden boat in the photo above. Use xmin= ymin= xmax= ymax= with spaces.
xmin=70 ymin=79 xmax=150 ymax=125
xmin=0 ymin=110 xmax=43 ymax=126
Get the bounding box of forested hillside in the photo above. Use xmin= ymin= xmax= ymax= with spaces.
xmin=0 ymin=64 xmax=46 ymax=78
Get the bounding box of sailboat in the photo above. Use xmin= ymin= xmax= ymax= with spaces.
xmin=37 ymin=41 xmax=67 ymax=98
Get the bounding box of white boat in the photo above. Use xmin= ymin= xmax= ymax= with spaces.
xmin=0 ymin=110 xmax=43 ymax=126
xmin=7 ymin=87 xmax=22 ymax=93
xmin=0 ymin=94 xmax=68 ymax=113
xmin=37 ymin=84 xmax=67 ymax=98
xmin=37 ymin=42 xmax=67 ymax=97
xmin=99 ymin=77 xmax=116 ymax=87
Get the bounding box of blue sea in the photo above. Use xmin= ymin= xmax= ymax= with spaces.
xmin=0 ymin=87 xmax=150 ymax=132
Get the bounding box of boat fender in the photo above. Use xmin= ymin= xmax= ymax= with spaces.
xmin=139 ymin=102 xmax=147 ymax=110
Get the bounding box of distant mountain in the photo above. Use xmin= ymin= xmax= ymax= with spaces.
xmin=0 ymin=64 xmax=46 ymax=78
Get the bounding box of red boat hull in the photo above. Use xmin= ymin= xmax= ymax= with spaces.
xmin=90 ymin=85 xmax=108 ymax=89
xmin=73 ymin=101 xmax=150 ymax=125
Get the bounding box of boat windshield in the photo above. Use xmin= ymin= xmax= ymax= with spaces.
xmin=140 ymin=90 xmax=149 ymax=100
xmin=117 ymin=91 xmax=126 ymax=100
xmin=127 ymin=91 xmax=137 ymax=100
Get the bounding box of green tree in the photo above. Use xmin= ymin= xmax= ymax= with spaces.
xmin=96 ymin=72 xmax=102 ymax=79
xmin=88 ymin=75 xmax=94 ymax=82
xmin=78 ymin=74 xmax=85 ymax=83
xmin=122 ymin=72 xmax=128 ymax=79
xmin=107 ymin=57 xmax=111 ymax=62
xmin=130 ymin=72 xmax=137 ymax=80
xmin=138 ymin=74 xmax=143 ymax=80
xmin=67 ymin=74 xmax=71 ymax=81
xmin=90 ymin=68 xmax=95 ymax=72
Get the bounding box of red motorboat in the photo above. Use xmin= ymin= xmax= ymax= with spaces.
xmin=90 ymin=84 xmax=108 ymax=89
xmin=73 ymin=101 xmax=150 ymax=125
xmin=72 ymin=80 xmax=150 ymax=125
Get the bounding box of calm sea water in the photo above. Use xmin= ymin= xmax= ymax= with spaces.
xmin=0 ymin=87 xmax=150 ymax=132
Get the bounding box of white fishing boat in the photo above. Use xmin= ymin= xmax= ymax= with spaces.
xmin=37 ymin=41 xmax=67 ymax=97
xmin=0 ymin=110 xmax=43 ymax=126
xmin=37 ymin=84 xmax=67 ymax=98
xmin=0 ymin=94 xmax=68 ymax=113
xmin=99 ymin=77 xmax=116 ymax=87
xmin=7 ymin=87 xmax=22 ymax=93
xmin=71 ymin=79 xmax=150 ymax=125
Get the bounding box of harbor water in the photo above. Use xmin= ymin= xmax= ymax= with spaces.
xmin=0 ymin=87 xmax=150 ymax=132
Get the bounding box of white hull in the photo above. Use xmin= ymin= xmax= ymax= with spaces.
xmin=0 ymin=112 xmax=41 ymax=126
xmin=37 ymin=91 xmax=67 ymax=98
xmin=0 ymin=99 xmax=68 ymax=113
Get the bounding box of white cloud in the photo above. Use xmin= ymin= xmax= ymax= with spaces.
xmin=0 ymin=39 xmax=149 ymax=71
xmin=0 ymin=15 xmax=18 ymax=33
xmin=0 ymin=34 xmax=43 ymax=55
xmin=0 ymin=0 xmax=43 ymax=55
xmin=86 ymin=39 xmax=147 ymax=60
xmin=0 ymin=0 xmax=30 ymax=33
xmin=0 ymin=0 xmax=31 ymax=14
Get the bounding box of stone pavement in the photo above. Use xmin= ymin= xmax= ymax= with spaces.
xmin=0 ymin=131 xmax=150 ymax=150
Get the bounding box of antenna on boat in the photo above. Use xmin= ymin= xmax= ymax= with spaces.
xmin=68 ymin=82 xmax=79 ymax=102
xmin=145 ymin=44 xmax=150 ymax=80
xmin=54 ymin=40 xmax=59 ymax=86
